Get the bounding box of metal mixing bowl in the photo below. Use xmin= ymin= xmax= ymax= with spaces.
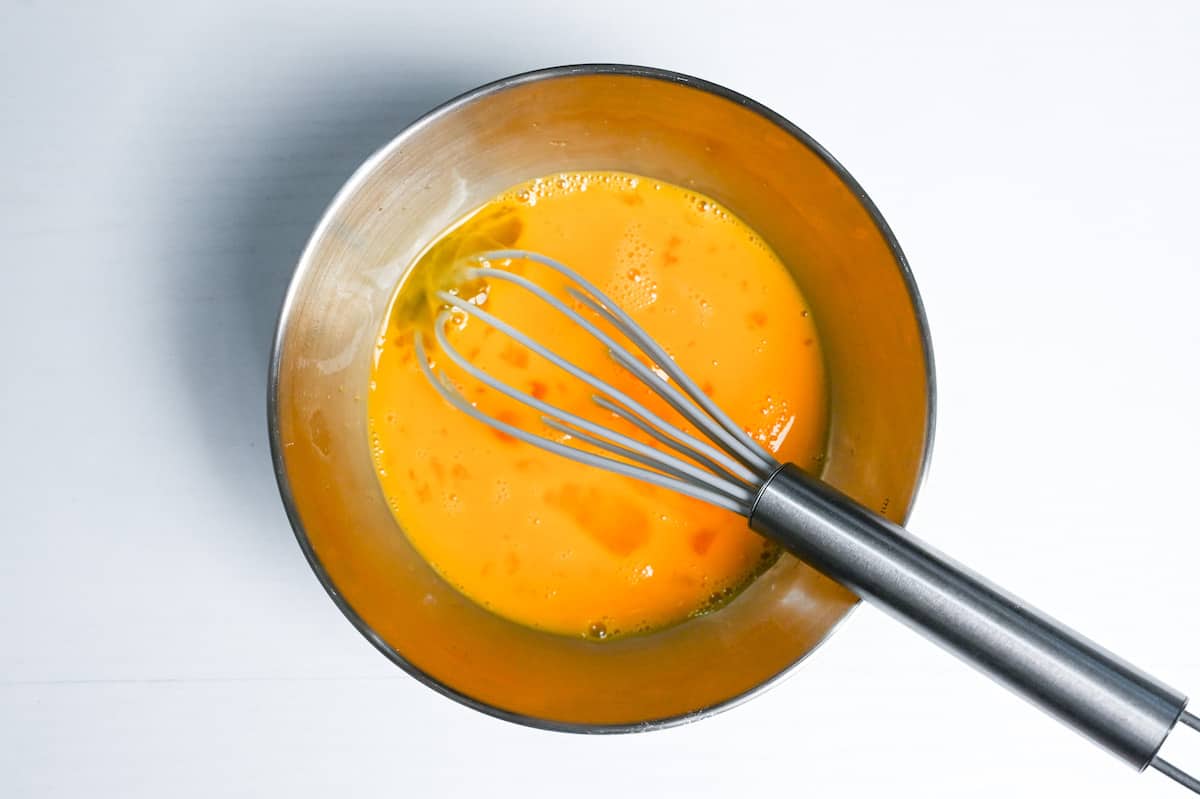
xmin=269 ymin=64 xmax=935 ymax=730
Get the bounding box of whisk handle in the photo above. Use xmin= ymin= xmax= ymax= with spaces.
xmin=750 ymin=463 xmax=1190 ymax=774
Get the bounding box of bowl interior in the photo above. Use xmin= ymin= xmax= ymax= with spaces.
xmin=271 ymin=66 xmax=934 ymax=728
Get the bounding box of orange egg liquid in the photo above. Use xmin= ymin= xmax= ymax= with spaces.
xmin=368 ymin=172 xmax=827 ymax=639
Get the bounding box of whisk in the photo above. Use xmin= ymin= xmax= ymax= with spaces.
xmin=416 ymin=248 xmax=1199 ymax=793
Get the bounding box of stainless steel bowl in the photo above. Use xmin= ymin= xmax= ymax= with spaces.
xmin=269 ymin=64 xmax=936 ymax=730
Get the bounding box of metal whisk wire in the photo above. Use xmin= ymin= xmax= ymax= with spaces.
xmin=414 ymin=248 xmax=777 ymax=515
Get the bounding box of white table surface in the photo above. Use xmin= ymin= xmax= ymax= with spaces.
xmin=3 ymin=1 xmax=1199 ymax=796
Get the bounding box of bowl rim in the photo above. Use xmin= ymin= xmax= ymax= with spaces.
xmin=267 ymin=62 xmax=938 ymax=734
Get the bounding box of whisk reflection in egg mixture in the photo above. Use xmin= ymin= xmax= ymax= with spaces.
xmin=417 ymin=249 xmax=1200 ymax=793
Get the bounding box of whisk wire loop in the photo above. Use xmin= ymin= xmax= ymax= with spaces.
xmin=416 ymin=250 xmax=790 ymax=513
